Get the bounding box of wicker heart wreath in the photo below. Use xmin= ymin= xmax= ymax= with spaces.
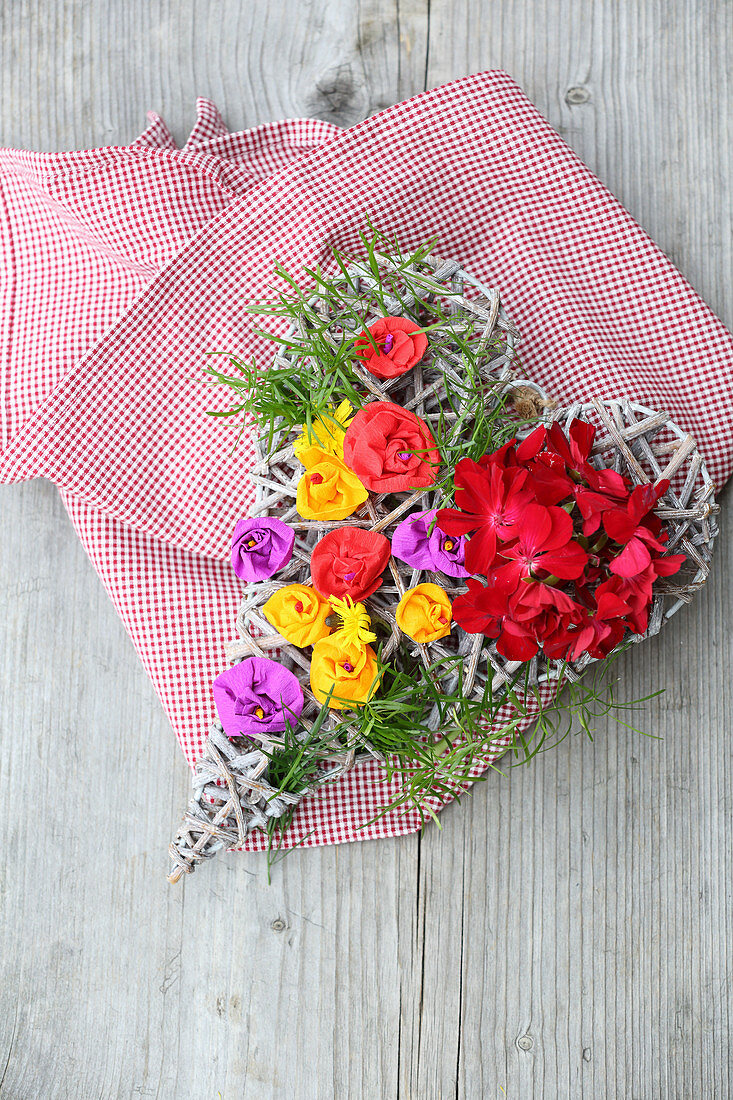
xmin=168 ymin=237 xmax=719 ymax=882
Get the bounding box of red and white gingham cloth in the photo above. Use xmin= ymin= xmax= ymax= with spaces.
xmin=1 ymin=72 xmax=731 ymax=851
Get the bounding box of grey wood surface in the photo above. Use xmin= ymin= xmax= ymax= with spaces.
xmin=1 ymin=2 xmax=731 ymax=1097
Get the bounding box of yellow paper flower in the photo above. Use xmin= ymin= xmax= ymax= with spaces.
xmin=328 ymin=595 xmax=377 ymax=648
xmin=396 ymin=583 xmax=452 ymax=644
xmin=310 ymin=635 xmax=379 ymax=710
xmin=293 ymin=400 xmax=355 ymax=461
xmin=262 ymin=584 xmax=332 ymax=648
xmin=296 ymin=445 xmax=368 ymax=521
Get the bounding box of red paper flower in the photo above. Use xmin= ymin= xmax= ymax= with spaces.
xmin=342 ymin=401 xmax=440 ymax=493
xmin=310 ymin=527 xmax=392 ymax=601
xmin=354 ymin=316 xmax=427 ymax=380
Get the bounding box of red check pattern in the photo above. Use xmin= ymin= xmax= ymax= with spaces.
xmin=1 ymin=73 xmax=731 ymax=852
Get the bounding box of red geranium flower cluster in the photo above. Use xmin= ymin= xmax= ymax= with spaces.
xmin=438 ymin=420 xmax=686 ymax=663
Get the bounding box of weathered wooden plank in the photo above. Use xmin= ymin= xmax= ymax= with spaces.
xmin=0 ymin=4 xmax=425 ymax=1099
xmin=0 ymin=1 xmax=731 ymax=1098
xmin=423 ymin=4 xmax=733 ymax=1095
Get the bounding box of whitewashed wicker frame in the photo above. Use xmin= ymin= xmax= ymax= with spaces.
xmin=168 ymin=256 xmax=719 ymax=882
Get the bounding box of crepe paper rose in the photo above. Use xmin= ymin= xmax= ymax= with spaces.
xmin=231 ymin=517 xmax=295 ymax=582
xmin=212 ymin=656 xmax=304 ymax=738
xmin=354 ymin=315 xmax=428 ymax=380
xmin=262 ymin=584 xmax=332 ymax=648
xmin=310 ymin=527 xmax=391 ymax=601
xmin=310 ymin=635 xmax=379 ymax=710
xmin=392 ymin=509 xmax=469 ymax=578
xmin=396 ymin=583 xmax=453 ymax=644
xmin=342 ymin=401 xmax=440 ymax=493
xmin=328 ymin=594 xmax=377 ymax=648
xmin=293 ymin=399 xmax=355 ymax=462
xmin=296 ymin=444 xmax=369 ymax=521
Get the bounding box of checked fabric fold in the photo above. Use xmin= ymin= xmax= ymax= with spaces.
xmin=1 ymin=72 xmax=731 ymax=851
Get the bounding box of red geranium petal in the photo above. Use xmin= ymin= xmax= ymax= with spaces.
xmin=546 ymin=422 xmax=573 ymax=463
xmin=515 ymin=425 xmax=546 ymax=462
xmin=528 ymin=464 xmax=574 ymax=506
xmin=651 ymin=553 xmax=686 ymax=577
xmin=436 ymin=508 xmax=481 ymax=536
xmin=566 ymin=624 xmax=596 ymax=661
xmin=452 ymin=579 xmax=507 ymax=635
xmin=542 ymin=505 xmax=575 ymax=550
xmin=589 ymin=468 xmax=630 ymax=497
xmin=479 ymin=439 xmax=518 ymax=467
xmin=496 ymin=621 xmax=539 ymax=661
xmin=453 ymin=458 xmax=494 ymax=509
xmin=519 ymin=503 xmax=553 ymax=552
xmin=463 ymin=525 xmax=499 ymax=574
xmin=604 ymin=508 xmax=640 ymax=544
xmin=568 ymin=418 xmax=596 ymax=460
xmin=595 ymin=591 xmax=631 ymax=619
xmin=609 ymin=538 xmax=652 ymax=578
xmin=537 ymin=541 xmax=588 ymax=580
xmin=576 ymin=488 xmax=613 ymax=534
xmin=490 ymin=560 xmax=526 ymax=593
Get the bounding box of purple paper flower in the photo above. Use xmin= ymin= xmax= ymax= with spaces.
xmin=213 ymin=656 xmax=304 ymax=739
xmin=392 ymin=509 xmax=470 ymax=578
xmin=231 ymin=517 xmax=295 ymax=582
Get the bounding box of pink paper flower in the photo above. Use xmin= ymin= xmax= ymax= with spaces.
xmin=231 ymin=517 xmax=295 ymax=582
xmin=391 ymin=509 xmax=469 ymax=577
xmin=212 ymin=656 xmax=304 ymax=738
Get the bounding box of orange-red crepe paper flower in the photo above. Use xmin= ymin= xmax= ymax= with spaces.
xmin=342 ymin=401 xmax=440 ymax=493
xmin=354 ymin=315 xmax=428 ymax=380
xmin=310 ymin=527 xmax=391 ymax=602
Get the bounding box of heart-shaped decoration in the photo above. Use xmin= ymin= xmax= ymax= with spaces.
xmin=169 ymin=250 xmax=719 ymax=881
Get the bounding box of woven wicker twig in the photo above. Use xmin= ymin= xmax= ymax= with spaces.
xmin=168 ymin=255 xmax=719 ymax=882
xmin=542 ymin=396 xmax=719 ymax=667
xmin=167 ymin=725 xmax=350 ymax=883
